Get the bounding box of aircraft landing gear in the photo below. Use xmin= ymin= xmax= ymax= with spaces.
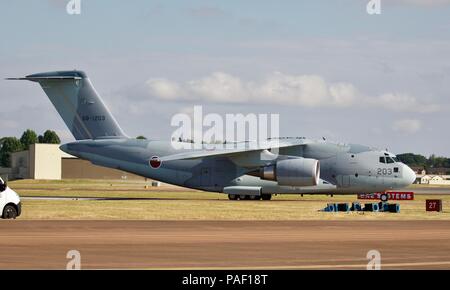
xmin=380 ymin=193 xmax=388 ymax=202
xmin=239 ymin=194 xmax=249 ymax=200
xmin=227 ymin=194 xmax=270 ymax=201
xmin=228 ymin=194 xmax=238 ymax=200
xmin=261 ymin=194 xmax=272 ymax=201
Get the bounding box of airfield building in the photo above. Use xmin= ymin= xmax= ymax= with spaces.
xmin=8 ymin=143 xmax=145 ymax=181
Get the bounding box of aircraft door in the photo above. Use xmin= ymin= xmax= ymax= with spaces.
xmin=339 ymin=175 xmax=351 ymax=187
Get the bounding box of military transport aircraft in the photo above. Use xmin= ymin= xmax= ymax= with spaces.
xmin=8 ymin=71 xmax=416 ymax=201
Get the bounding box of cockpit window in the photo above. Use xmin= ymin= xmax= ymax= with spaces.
xmin=379 ymin=157 xmax=386 ymax=163
xmin=392 ymin=157 xmax=400 ymax=162
xmin=386 ymin=157 xmax=394 ymax=164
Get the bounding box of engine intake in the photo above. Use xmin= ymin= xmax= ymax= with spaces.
xmin=260 ymin=157 xmax=320 ymax=186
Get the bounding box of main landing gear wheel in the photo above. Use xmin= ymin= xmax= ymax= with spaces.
xmin=380 ymin=193 xmax=388 ymax=202
xmin=228 ymin=194 xmax=238 ymax=200
xmin=261 ymin=194 xmax=272 ymax=201
xmin=228 ymin=194 xmax=269 ymax=201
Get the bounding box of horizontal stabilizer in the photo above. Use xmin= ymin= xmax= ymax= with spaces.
xmin=6 ymin=76 xmax=82 ymax=81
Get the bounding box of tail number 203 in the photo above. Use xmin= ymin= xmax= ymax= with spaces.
xmin=377 ymin=168 xmax=393 ymax=175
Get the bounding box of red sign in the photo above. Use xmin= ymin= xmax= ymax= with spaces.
xmin=358 ymin=192 xmax=414 ymax=201
xmin=426 ymin=199 xmax=442 ymax=212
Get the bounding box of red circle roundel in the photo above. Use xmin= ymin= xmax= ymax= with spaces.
xmin=149 ymin=156 xmax=162 ymax=169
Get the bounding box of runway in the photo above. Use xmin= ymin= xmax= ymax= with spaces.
xmin=412 ymin=187 xmax=450 ymax=195
xmin=1 ymin=220 xmax=450 ymax=269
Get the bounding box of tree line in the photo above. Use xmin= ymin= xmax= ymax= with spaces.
xmin=0 ymin=129 xmax=61 ymax=167
xmin=397 ymin=153 xmax=450 ymax=169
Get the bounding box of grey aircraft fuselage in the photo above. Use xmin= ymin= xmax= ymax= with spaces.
xmin=60 ymin=137 xmax=416 ymax=195
xmin=8 ymin=70 xmax=416 ymax=198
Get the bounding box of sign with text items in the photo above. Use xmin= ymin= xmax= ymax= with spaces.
xmin=357 ymin=192 xmax=414 ymax=201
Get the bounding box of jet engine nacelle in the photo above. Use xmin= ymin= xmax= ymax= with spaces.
xmin=260 ymin=157 xmax=320 ymax=186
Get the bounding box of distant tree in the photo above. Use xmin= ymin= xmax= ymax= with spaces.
xmin=0 ymin=137 xmax=23 ymax=167
xmin=397 ymin=153 xmax=427 ymax=167
xmin=136 ymin=136 xmax=147 ymax=140
xmin=20 ymin=129 xmax=38 ymax=150
xmin=41 ymin=130 xmax=61 ymax=144
xmin=426 ymin=154 xmax=450 ymax=168
xmin=397 ymin=153 xmax=450 ymax=170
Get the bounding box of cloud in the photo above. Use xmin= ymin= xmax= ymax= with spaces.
xmin=146 ymin=78 xmax=183 ymax=101
xmin=144 ymin=72 xmax=440 ymax=113
xmin=392 ymin=119 xmax=422 ymax=134
xmin=189 ymin=72 xmax=246 ymax=103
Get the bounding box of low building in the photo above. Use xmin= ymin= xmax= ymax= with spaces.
xmin=61 ymin=158 xmax=144 ymax=180
xmin=429 ymin=175 xmax=450 ymax=185
xmin=420 ymin=175 xmax=432 ymax=184
xmin=419 ymin=174 xmax=450 ymax=185
xmin=9 ymin=143 xmax=145 ymax=181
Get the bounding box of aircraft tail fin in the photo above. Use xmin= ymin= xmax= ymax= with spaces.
xmin=7 ymin=71 xmax=127 ymax=140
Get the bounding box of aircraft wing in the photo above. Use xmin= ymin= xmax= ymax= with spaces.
xmin=160 ymin=138 xmax=309 ymax=163
xmin=161 ymin=147 xmax=265 ymax=162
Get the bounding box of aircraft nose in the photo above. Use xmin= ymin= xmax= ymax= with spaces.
xmin=402 ymin=164 xmax=416 ymax=186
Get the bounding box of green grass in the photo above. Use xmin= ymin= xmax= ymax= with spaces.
xmin=7 ymin=179 xmax=450 ymax=220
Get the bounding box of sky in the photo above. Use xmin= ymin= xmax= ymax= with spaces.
xmin=1 ymin=0 xmax=450 ymax=156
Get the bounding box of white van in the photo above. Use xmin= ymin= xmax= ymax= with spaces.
xmin=0 ymin=177 xmax=21 ymax=219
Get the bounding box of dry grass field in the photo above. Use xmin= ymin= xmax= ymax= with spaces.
xmin=7 ymin=179 xmax=450 ymax=220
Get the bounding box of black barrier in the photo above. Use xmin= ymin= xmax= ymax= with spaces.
xmin=0 ymin=270 xmax=443 ymax=289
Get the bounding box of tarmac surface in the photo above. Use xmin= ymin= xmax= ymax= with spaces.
xmin=1 ymin=220 xmax=450 ymax=269
xmin=412 ymin=187 xmax=450 ymax=195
